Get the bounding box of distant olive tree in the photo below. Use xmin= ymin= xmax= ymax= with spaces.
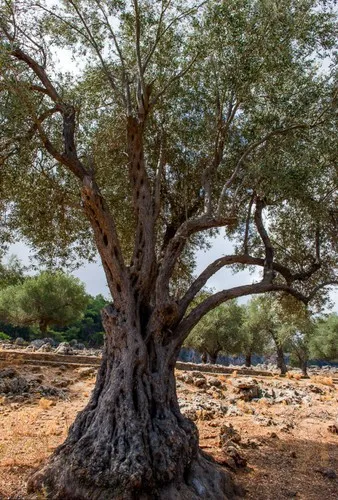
xmin=185 ymin=300 xmax=244 ymax=364
xmin=0 ymin=271 xmax=88 ymax=335
xmin=240 ymin=300 xmax=270 ymax=367
xmin=310 ymin=313 xmax=338 ymax=362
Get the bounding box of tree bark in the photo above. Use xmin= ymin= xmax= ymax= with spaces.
xmin=276 ymin=346 xmax=287 ymax=375
xmin=301 ymin=359 xmax=308 ymax=377
xmin=28 ymin=306 xmax=235 ymax=499
xmin=208 ymin=352 xmax=218 ymax=365
xmin=200 ymin=352 xmax=208 ymax=364
xmin=39 ymin=320 xmax=48 ymax=335
xmin=245 ymin=353 xmax=252 ymax=368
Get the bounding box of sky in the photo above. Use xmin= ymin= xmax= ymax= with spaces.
xmin=9 ymin=234 xmax=338 ymax=313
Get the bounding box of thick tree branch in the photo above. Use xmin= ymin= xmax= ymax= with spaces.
xmin=11 ymin=48 xmax=60 ymax=103
xmin=127 ymin=117 xmax=156 ymax=298
xmin=177 ymin=253 xmax=322 ymax=321
xmin=156 ymin=214 xmax=236 ymax=302
xmin=254 ymin=197 xmax=274 ymax=283
xmin=175 ymin=281 xmax=310 ymax=344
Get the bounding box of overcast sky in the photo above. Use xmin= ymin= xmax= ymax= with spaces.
xmin=9 ymin=233 xmax=338 ymax=313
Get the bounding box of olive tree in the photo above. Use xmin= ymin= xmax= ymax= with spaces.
xmin=185 ymin=300 xmax=244 ymax=364
xmin=0 ymin=271 xmax=88 ymax=334
xmin=310 ymin=313 xmax=338 ymax=362
xmin=240 ymin=300 xmax=270 ymax=367
xmin=0 ymin=1 xmax=337 ymax=498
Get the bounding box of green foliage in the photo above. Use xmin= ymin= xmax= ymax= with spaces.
xmin=309 ymin=313 xmax=338 ymax=361
xmin=0 ymin=255 xmax=26 ymax=289
xmin=55 ymin=294 xmax=108 ymax=346
xmin=185 ymin=300 xmax=244 ymax=361
xmin=240 ymin=299 xmax=271 ymax=357
xmin=0 ymin=331 xmax=10 ymax=341
xmin=0 ymin=271 xmax=89 ymax=334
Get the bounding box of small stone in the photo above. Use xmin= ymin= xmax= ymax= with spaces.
xmin=315 ymin=468 xmax=337 ymax=479
xmin=77 ymin=367 xmax=96 ymax=378
xmin=194 ymin=378 xmax=207 ymax=388
xmin=220 ymin=424 xmax=241 ymax=446
xmin=56 ymin=342 xmax=73 ymax=355
xmin=208 ymin=377 xmax=222 ymax=388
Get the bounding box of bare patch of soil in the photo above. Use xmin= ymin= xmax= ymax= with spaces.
xmin=0 ymin=359 xmax=337 ymax=499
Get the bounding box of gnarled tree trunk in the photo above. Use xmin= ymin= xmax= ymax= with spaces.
xmin=208 ymin=352 xmax=218 ymax=364
xmin=276 ymin=346 xmax=287 ymax=375
xmin=28 ymin=306 xmax=236 ymax=499
xmin=301 ymin=360 xmax=308 ymax=377
xmin=245 ymin=353 xmax=252 ymax=367
xmin=200 ymin=352 xmax=208 ymax=364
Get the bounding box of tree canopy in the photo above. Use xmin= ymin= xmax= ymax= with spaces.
xmin=0 ymin=271 xmax=88 ymax=334
xmin=0 ymin=0 xmax=336 ymax=310
xmin=310 ymin=313 xmax=338 ymax=361
xmin=0 ymin=254 xmax=26 ymax=288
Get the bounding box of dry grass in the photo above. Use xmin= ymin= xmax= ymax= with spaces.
xmin=38 ymin=398 xmax=54 ymax=409
xmin=310 ymin=375 xmax=334 ymax=386
xmin=286 ymin=372 xmax=302 ymax=380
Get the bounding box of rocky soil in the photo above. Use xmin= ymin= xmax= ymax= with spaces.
xmin=0 ymin=355 xmax=337 ymax=499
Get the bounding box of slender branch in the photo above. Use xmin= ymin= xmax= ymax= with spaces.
xmin=142 ymin=0 xmax=171 ymax=72
xmin=151 ymin=53 xmax=199 ymax=107
xmin=243 ymin=192 xmax=255 ymax=254
xmin=133 ymin=0 xmax=145 ymax=98
xmin=93 ymin=0 xmax=131 ymax=113
xmin=306 ymin=280 xmax=338 ymax=302
xmin=66 ymin=0 xmax=122 ymax=98
xmin=203 ymin=97 xmax=241 ymax=214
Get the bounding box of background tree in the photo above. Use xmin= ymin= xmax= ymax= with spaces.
xmin=244 ymin=295 xmax=291 ymax=374
xmin=0 ymin=0 xmax=337 ymax=498
xmin=0 ymin=255 xmax=26 ymax=289
xmin=277 ymin=295 xmax=315 ymax=376
xmin=240 ymin=299 xmax=270 ymax=367
xmin=185 ymin=300 xmax=244 ymax=364
xmin=309 ymin=313 xmax=338 ymax=362
xmin=54 ymin=294 xmax=108 ymax=346
xmin=0 ymin=271 xmax=88 ymax=335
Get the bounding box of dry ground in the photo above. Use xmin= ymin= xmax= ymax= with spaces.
xmin=0 ymin=358 xmax=337 ymax=500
